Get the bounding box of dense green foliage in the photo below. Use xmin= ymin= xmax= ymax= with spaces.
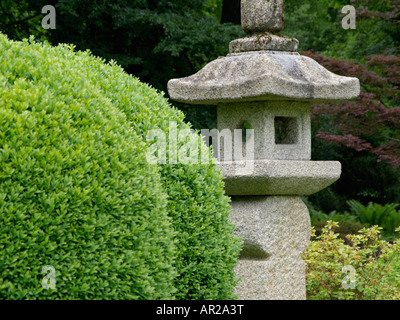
xmin=308 ymin=144 xmax=400 ymax=213
xmin=0 ymin=34 xmax=176 ymax=299
xmin=284 ymin=0 xmax=400 ymax=59
xmin=304 ymin=221 xmax=400 ymax=300
xmin=0 ymin=0 xmax=48 ymax=42
xmin=307 ymin=207 xmax=367 ymax=241
xmin=0 ymin=34 xmax=242 ymax=299
xmin=347 ymin=200 xmax=400 ymax=235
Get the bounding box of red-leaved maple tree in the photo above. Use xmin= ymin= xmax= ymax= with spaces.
xmin=302 ymin=0 xmax=400 ymax=168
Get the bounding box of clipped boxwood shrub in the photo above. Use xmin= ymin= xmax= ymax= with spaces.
xmin=69 ymin=43 xmax=242 ymax=300
xmin=0 ymin=34 xmax=176 ymax=300
xmin=0 ymin=34 xmax=242 ymax=299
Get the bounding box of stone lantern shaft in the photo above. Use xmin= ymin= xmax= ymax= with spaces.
xmin=168 ymin=0 xmax=360 ymax=300
xmin=241 ymin=0 xmax=285 ymax=33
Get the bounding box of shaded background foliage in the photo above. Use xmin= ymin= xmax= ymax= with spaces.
xmin=1 ymin=0 xmax=399 ymax=213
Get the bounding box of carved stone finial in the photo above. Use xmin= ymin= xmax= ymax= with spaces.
xmin=230 ymin=0 xmax=298 ymax=53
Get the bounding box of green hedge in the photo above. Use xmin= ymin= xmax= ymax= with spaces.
xmin=0 ymin=34 xmax=241 ymax=299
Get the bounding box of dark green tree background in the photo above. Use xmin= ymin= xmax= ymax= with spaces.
xmin=0 ymin=0 xmax=244 ymax=129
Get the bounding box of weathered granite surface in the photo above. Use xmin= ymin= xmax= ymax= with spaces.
xmin=230 ymin=196 xmax=311 ymax=300
xmin=218 ymin=160 xmax=342 ymax=195
xmin=217 ymin=101 xmax=311 ymax=161
xmin=167 ymin=51 xmax=360 ymax=105
xmin=234 ymin=258 xmax=307 ymax=300
xmin=241 ymin=0 xmax=285 ymax=33
xmin=229 ymin=33 xmax=299 ymax=53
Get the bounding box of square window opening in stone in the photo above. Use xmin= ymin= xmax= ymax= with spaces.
xmin=274 ymin=116 xmax=299 ymax=145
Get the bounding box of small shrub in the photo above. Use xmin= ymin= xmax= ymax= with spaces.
xmin=312 ymin=220 xmax=367 ymax=242
xmin=304 ymin=221 xmax=400 ymax=300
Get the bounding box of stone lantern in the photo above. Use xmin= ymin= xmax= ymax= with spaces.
xmin=167 ymin=0 xmax=360 ymax=300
